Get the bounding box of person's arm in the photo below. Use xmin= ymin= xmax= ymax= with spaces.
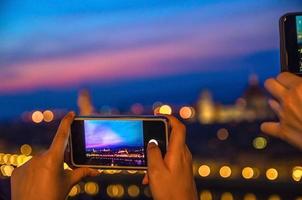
xmin=11 ymin=112 xmax=99 ymax=200
xmin=143 ymin=115 xmax=198 ymax=200
xmin=261 ymin=72 xmax=302 ymax=149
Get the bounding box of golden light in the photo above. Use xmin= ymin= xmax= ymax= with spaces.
xmin=292 ymin=166 xmax=302 ymax=182
xmin=198 ymin=165 xmax=211 ymax=177
xmin=0 ymin=153 xmax=4 ymax=165
xmin=159 ymin=105 xmax=172 ymax=115
xmin=242 ymin=167 xmax=254 ymax=179
xmin=127 ymin=170 xmax=137 ymax=174
xmin=84 ymin=182 xmax=99 ymax=195
xmin=179 ymin=106 xmax=195 ymax=119
xmin=3 ymin=154 xmax=11 ymax=165
xmin=219 ymin=166 xmax=232 ymax=178
xmin=268 ymin=195 xmax=281 ymax=200
xmin=217 ymin=128 xmax=229 ymax=141
xmin=20 ymin=144 xmax=32 ymax=156
xmin=43 ymin=110 xmax=54 ymax=122
xmin=266 ymin=168 xmax=278 ymax=181
xmin=69 ymin=184 xmax=81 ymax=197
xmin=64 ymin=162 xmax=72 ymax=170
xmin=32 ymin=111 xmax=44 ymax=123
xmin=243 ymin=193 xmax=257 ymax=200
xmin=17 ymin=155 xmax=27 ymax=166
xmin=127 ymin=185 xmax=140 ymax=198
xmin=97 ymin=169 xmax=103 ymax=174
xmin=10 ymin=154 xmax=18 ymax=166
xmin=107 ymin=184 xmax=124 ymax=198
xmin=253 ymin=137 xmax=267 ymax=150
xmin=1 ymin=165 xmax=14 ymax=176
xmin=221 ymin=192 xmax=234 ymax=200
xmin=200 ymin=190 xmax=212 ymax=200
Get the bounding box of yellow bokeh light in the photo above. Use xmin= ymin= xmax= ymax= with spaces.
xmin=20 ymin=144 xmax=32 ymax=156
xmin=243 ymin=193 xmax=257 ymax=200
xmin=84 ymin=182 xmax=99 ymax=195
xmin=69 ymin=184 xmax=81 ymax=197
xmin=268 ymin=195 xmax=281 ymax=200
xmin=16 ymin=155 xmax=27 ymax=166
xmin=253 ymin=137 xmax=267 ymax=150
xmin=200 ymin=190 xmax=212 ymax=200
xmin=0 ymin=153 xmax=4 ymax=165
xmin=217 ymin=128 xmax=229 ymax=141
xmin=2 ymin=165 xmax=14 ymax=176
xmin=219 ymin=166 xmax=232 ymax=178
xmin=3 ymin=154 xmax=11 ymax=165
xmin=10 ymin=154 xmax=18 ymax=166
xmin=64 ymin=162 xmax=72 ymax=170
xmin=179 ymin=106 xmax=195 ymax=119
xmin=32 ymin=111 xmax=44 ymax=123
xmin=159 ymin=105 xmax=172 ymax=115
xmin=127 ymin=185 xmax=140 ymax=198
xmin=43 ymin=110 xmax=54 ymax=122
xmin=127 ymin=170 xmax=137 ymax=174
xmin=292 ymin=166 xmax=302 ymax=182
xmin=266 ymin=168 xmax=278 ymax=181
xmin=242 ymin=167 xmax=254 ymax=179
xmin=107 ymin=184 xmax=124 ymax=198
xmin=198 ymin=165 xmax=211 ymax=177
xmin=221 ymin=192 xmax=234 ymax=200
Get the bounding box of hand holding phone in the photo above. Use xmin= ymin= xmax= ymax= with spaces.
xmin=69 ymin=116 xmax=168 ymax=169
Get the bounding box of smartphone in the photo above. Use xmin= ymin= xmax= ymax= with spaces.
xmin=69 ymin=116 xmax=168 ymax=170
xmin=279 ymin=12 xmax=302 ymax=75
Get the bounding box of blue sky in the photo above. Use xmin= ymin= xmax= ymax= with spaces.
xmin=0 ymin=0 xmax=301 ymax=119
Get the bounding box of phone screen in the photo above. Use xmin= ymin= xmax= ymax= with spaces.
xmin=296 ymin=16 xmax=302 ymax=72
xmin=84 ymin=120 xmax=145 ymax=167
xmin=70 ymin=117 xmax=167 ymax=169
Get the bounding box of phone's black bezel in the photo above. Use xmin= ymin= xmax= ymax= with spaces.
xmin=70 ymin=116 xmax=168 ymax=169
xmin=279 ymin=12 xmax=302 ymax=75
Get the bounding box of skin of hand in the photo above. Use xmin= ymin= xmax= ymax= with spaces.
xmin=11 ymin=112 xmax=100 ymax=200
xmin=142 ymin=115 xmax=198 ymax=200
xmin=261 ymin=72 xmax=302 ymax=149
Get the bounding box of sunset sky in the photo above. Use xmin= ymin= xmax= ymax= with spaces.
xmin=0 ymin=0 xmax=301 ymax=119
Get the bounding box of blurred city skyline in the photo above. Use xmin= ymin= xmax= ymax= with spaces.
xmin=1 ymin=0 xmax=302 ymax=119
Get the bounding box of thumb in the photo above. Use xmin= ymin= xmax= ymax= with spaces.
xmin=69 ymin=168 xmax=100 ymax=185
xmin=147 ymin=141 xmax=165 ymax=173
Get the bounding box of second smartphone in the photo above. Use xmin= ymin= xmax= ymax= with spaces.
xmin=69 ymin=116 xmax=168 ymax=170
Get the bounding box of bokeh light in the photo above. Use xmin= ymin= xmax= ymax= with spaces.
xmin=159 ymin=105 xmax=172 ymax=115
xmin=268 ymin=195 xmax=281 ymax=200
xmin=143 ymin=187 xmax=151 ymax=198
xmin=1 ymin=165 xmax=14 ymax=176
xmin=127 ymin=185 xmax=140 ymax=198
xmin=242 ymin=167 xmax=254 ymax=179
xmin=43 ymin=110 xmax=54 ymax=122
xmin=3 ymin=154 xmax=11 ymax=165
xmin=9 ymin=154 xmax=18 ymax=166
xmin=219 ymin=166 xmax=232 ymax=178
xmin=20 ymin=144 xmax=32 ymax=156
xmin=266 ymin=168 xmax=278 ymax=181
xmin=69 ymin=184 xmax=81 ymax=197
xmin=292 ymin=166 xmax=302 ymax=182
xmin=84 ymin=182 xmax=99 ymax=195
xmin=200 ymin=190 xmax=213 ymax=200
xmin=198 ymin=165 xmax=211 ymax=177
xmin=131 ymin=103 xmax=144 ymax=115
xmin=217 ymin=128 xmax=229 ymax=141
xmin=243 ymin=193 xmax=257 ymax=200
xmin=253 ymin=137 xmax=267 ymax=150
xmin=221 ymin=192 xmax=234 ymax=200
xmin=107 ymin=184 xmax=124 ymax=198
xmin=32 ymin=111 xmax=44 ymax=123
xmin=179 ymin=106 xmax=195 ymax=119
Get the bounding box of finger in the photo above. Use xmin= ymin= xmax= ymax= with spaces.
xmin=260 ymin=122 xmax=281 ymax=138
xmin=277 ymin=72 xmax=302 ymax=89
xmin=164 ymin=115 xmax=186 ymax=153
xmin=264 ymin=78 xmax=287 ymax=101
xmin=268 ymin=99 xmax=282 ymax=117
xmin=70 ymin=168 xmax=100 ymax=185
xmin=142 ymin=173 xmax=149 ymax=185
xmin=49 ymin=112 xmax=75 ymax=161
xmin=147 ymin=142 xmax=165 ymax=172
